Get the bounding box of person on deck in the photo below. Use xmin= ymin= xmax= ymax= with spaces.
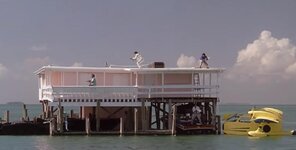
xmin=130 ymin=51 xmax=144 ymax=68
xmin=199 ymin=53 xmax=209 ymax=68
xmin=88 ymin=74 xmax=96 ymax=86
xmin=192 ymin=104 xmax=202 ymax=124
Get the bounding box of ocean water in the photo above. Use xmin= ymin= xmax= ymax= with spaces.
xmin=0 ymin=104 xmax=296 ymax=150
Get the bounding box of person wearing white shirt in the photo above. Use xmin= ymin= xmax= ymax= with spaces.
xmin=130 ymin=51 xmax=144 ymax=68
xmin=192 ymin=104 xmax=202 ymax=124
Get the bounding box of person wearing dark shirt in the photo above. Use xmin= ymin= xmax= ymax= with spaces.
xmin=199 ymin=53 xmax=209 ymax=68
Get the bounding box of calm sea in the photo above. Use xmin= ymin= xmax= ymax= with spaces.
xmin=0 ymin=103 xmax=296 ymax=150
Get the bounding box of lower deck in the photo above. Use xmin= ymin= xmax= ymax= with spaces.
xmin=43 ymin=96 xmax=221 ymax=135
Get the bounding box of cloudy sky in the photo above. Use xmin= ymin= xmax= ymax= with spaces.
xmin=0 ymin=0 xmax=296 ymax=104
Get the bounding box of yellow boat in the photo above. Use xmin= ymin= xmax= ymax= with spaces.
xmin=223 ymin=107 xmax=296 ymax=137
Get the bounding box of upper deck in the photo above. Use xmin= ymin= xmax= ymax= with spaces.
xmin=35 ymin=65 xmax=224 ymax=106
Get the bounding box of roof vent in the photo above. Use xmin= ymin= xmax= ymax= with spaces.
xmin=148 ymin=62 xmax=165 ymax=68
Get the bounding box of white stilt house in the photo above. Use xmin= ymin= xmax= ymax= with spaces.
xmin=35 ymin=64 xmax=224 ymax=134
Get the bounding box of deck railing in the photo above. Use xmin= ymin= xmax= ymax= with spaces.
xmin=41 ymin=84 xmax=219 ymax=102
xmin=137 ymin=85 xmax=219 ymax=98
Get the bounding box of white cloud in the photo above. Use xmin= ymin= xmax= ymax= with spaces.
xmin=24 ymin=57 xmax=51 ymax=68
xmin=30 ymin=45 xmax=48 ymax=52
xmin=176 ymin=54 xmax=197 ymax=68
xmin=71 ymin=62 xmax=83 ymax=67
xmin=0 ymin=63 xmax=8 ymax=78
xmin=285 ymin=62 xmax=296 ymax=75
xmin=227 ymin=30 xmax=296 ymax=82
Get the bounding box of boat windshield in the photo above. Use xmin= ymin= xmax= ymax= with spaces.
xmin=226 ymin=114 xmax=240 ymax=122
xmin=239 ymin=116 xmax=251 ymax=123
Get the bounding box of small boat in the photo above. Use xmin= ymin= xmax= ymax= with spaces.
xmin=223 ymin=107 xmax=296 ymax=137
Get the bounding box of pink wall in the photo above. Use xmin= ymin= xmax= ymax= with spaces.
xmin=63 ymin=72 xmax=77 ymax=85
xmin=49 ymin=71 xmax=132 ymax=86
xmin=138 ymin=74 xmax=162 ymax=86
xmin=105 ymin=73 xmax=131 ymax=86
xmin=164 ymin=73 xmax=191 ymax=85
xmin=46 ymin=70 xmax=192 ymax=87
xmin=51 ymin=72 xmax=61 ymax=86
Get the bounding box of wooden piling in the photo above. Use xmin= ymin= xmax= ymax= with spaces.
xmin=45 ymin=101 xmax=49 ymax=119
xmin=23 ymin=104 xmax=28 ymax=121
xmin=141 ymin=99 xmax=146 ymax=131
xmin=162 ymin=103 xmax=166 ymax=129
xmin=50 ymin=117 xmax=57 ymax=136
xmin=79 ymin=106 xmax=83 ymax=119
xmin=4 ymin=110 xmax=9 ymax=123
xmin=85 ymin=117 xmax=91 ymax=135
xmin=155 ymin=103 xmax=160 ymax=129
xmin=70 ymin=109 xmax=74 ymax=118
xmin=96 ymin=101 xmax=100 ymax=132
xmin=120 ymin=117 xmax=123 ymax=135
xmin=171 ymin=105 xmax=176 ymax=135
xmin=168 ymin=100 xmax=172 ymax=130
xmin=134 ymin=108 xmax=138 ymax=134
xmin=216 ymin=115 xmax=221 ymax=134
xmin=149 ymin=106 xmax=152 ymax=130
xmin=57 ymin=99 xmax=63 ymax=133
xmin=50 ymin=106 xmax=54 ymax=118
xmin=41 ymin=101 xmax=46 ymax=119
xmin=145 ymin=106 xmax=150 ymax=130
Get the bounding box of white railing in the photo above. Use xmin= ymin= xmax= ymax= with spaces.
xmin=40 ymin=84 xmax=219 ymax=102
xmin=137 ymin=85 xmax=219 ymax=98
xmin=41 ymin=86 xmax=54 ymax=102
xmin=51 ymin=86 xmax=137 ymax=101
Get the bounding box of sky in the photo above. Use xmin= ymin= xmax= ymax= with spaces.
xmin=0 ymin=0 xmax=296 ymax=104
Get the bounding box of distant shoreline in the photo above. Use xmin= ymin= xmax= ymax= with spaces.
xmin=219 ymin=103 xmax=296 ymax=106
xmin=4 ymin=102 xmax=40 ymax=105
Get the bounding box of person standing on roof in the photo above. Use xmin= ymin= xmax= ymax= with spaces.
xmin=130 ymin=51 xmax=144 ymax=68
xmin=199 ymin=53 xmax=209 ymax=68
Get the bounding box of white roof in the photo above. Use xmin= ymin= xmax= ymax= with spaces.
xmin=34 ymin=65 xmax=225 ymax=75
